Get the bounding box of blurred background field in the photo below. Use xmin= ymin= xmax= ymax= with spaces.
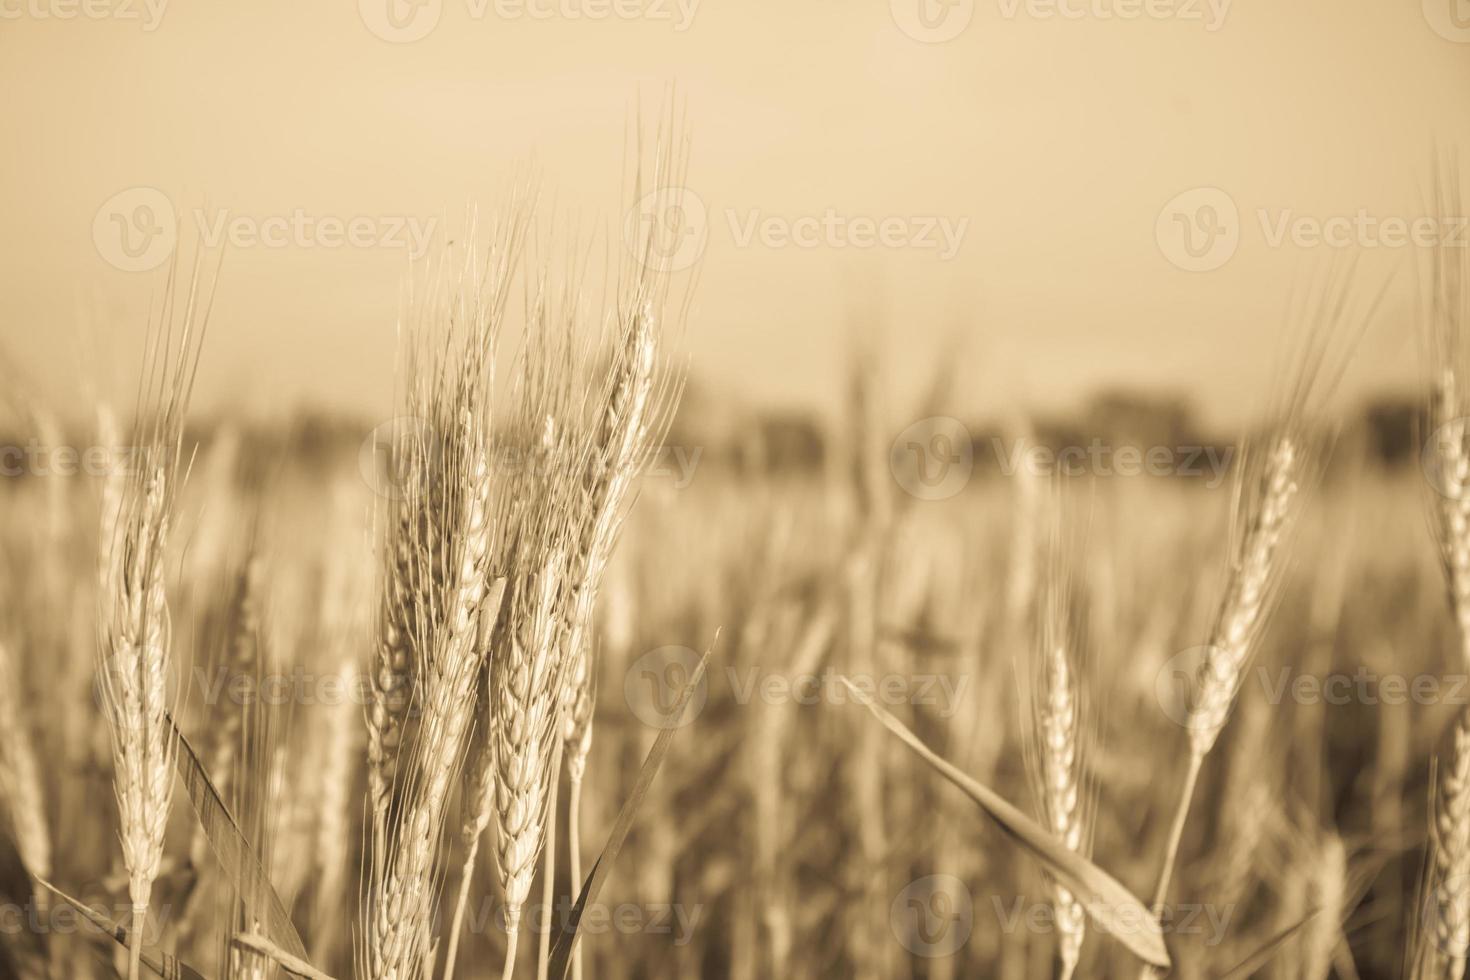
xmin=0 ymin=360 xmax=1453 ymax=977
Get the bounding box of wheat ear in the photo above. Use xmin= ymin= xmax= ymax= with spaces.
xmin=1435 ymin=368 xmax=1470 ymax=668
xmin=492 ymin=548 xmax=571 ymax=979
xmin=368 ymin=498 xmax=419 ymax=819
xmin=100 ymin=261 xmax=206 ymax=980
xmin=367 ymin=439 xmax=496 ymax=980
xmin=1189 ymin=437 xmax=1301 ymax=758
xmin=363 ymin=222 xmax=526 ymax=980
xmin=1149 ymin=436 xmax=1301 ymax=917
xmin=444 ymin=623 xmax=497 ymax=980
xmin=557 ymin=300 xmax=679 ymax=980
xmin=1433 ymin=711 xmax=1470 ymax=979
xmin=1039 ymin=642 xmax=1086 ymax=980
xmin=102 ymin=463 xmax=178 ymax=980
xmin=1019 ymin=502 xmax=1093 ymax=980
xmin=1415 ymin=165 xmax=1470 ymax=980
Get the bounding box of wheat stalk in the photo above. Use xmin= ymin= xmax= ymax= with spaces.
xmin=98 ymin=259 xmax=207 ymax=980
xmin=0 ymin=639 xmax=51 ymax=909
xmin=1038 ymin=644 xmax=1086 ymax=980
xmin=1146 ymin=436 xmax=1301 ymax=934
xmin=560 ymin=301 xmax=660 ymax=766
xmin=1417 ymin=167 xmax=1470 ymax=980
xmin=311 ymin=658 xmax=357 ymax=962
xmin=1139 ymin=259 xmax=1370 ymax=977
xmin=491 ymin=546 xmax=571 ymax=980
xmin=364 ymin=224 xmax=524 ymax=980
xmin=444 ymin=648 xmax=495 ymax=980
xmin=553 ymin=167 xmax=686 ymax=972
xmin=1435 ymin=711 xmax=1470 ymax=979
xmin=1301 ymin=832 xmax=1348 ymax=980
xmin=557 ymin=301 xmax=673 ymax=976
xmin=450 ymin=342 xmax=578 ymax=980
xmin=1434 ymin=370 xmax=1470 ymax=667
xmin=1189 ymin=436 xmax=1302 ymax=758
xmin=1020 ymin=501 xmax=1093 ymax=980
xmin=102 ymin=462 xmax=178 ymax=980
xmin=367 ymin=212 xmax=526 ymax=825
xmin=367 ymin=487 xmax=421 ymax=818
xmin=366 ymin=436 xmax=496 ymax=980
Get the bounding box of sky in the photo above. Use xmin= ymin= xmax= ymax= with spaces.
xmin=2 ymin=0 xmax=1468 ymax=429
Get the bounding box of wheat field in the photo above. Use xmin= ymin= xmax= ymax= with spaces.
xmin=4 ymin=0 xmax=1470 ymax=973
xmin=0 ymin=231 xmax=1464 ymax=980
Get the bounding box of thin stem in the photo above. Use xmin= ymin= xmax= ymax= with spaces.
xmin=568 ymin=773 xmax=584 ymax=980
xmin=127 ymin=905 xmax=146 ymax=980
xmin=443 ymin=835 xmax=482 ymax=980
xmin=33 ymin=882 xmax=54 ymax=979
xmin=502 ymin=907 xmax=522 ymax=980
xmin=537 ymin=740 xmax=564 ymax=980
xmin=1136 ymin=750 xmax=1204 ymax=980
xmin=1151 ymin=750 xmax=1203 ymax=911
